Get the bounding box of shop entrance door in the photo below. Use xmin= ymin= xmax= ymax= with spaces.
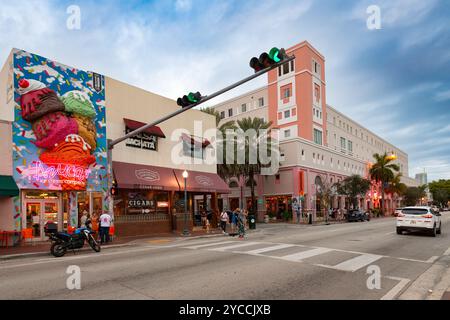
xmin=25 ymin=199 xmax=59 ymax=240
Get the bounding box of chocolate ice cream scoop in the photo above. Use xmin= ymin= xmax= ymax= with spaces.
xmin=18 ymin=79 xmax=65 ymax=122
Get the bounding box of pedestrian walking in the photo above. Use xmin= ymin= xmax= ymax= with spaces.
xmin=237 ymin=209 xmax=246 ymax=239
xmin=99 ymin=212 xmax=112 ymax=244
xmin=220 ymin=210 xmax=228 ymax=234
xmin=293 ymin=198 xmax=301 ymax=224
xmin=231 ymin=209 xmax=238 ymax=234
xmin=243 ymin=209 xmax=249 ymax=230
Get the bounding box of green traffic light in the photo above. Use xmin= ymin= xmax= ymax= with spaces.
xmin=187 ymin=92 xmax=198 ymax=103
xmin=269 ymin=47 xmax=281 ymax=63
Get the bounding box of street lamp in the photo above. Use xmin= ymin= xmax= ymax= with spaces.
xmin=182 ymin=170 xmax=190 ymax=236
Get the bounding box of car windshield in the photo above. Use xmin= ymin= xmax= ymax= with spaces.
xmin=402 ymin=208 xmax=428 ymax=215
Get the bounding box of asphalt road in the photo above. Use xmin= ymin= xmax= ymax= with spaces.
xmin=1 ymin=213 xmax=449 ymax=300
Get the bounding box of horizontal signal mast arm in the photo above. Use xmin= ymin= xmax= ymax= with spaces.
xmin=109 ymin=54 xmax=295 ymax=149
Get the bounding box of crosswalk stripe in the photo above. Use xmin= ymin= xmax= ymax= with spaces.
xmin=245 ymin=244 xmax=296 ymax=255
xmin=208 ymin=242 xmax=259 ymax=252
xmin=183 ymin=241 xmax=236 ymax=249
xmin=280 ymin=248 xmax=332 ymax=262
xmin=331 ymin=254 xmax=382 ymax=272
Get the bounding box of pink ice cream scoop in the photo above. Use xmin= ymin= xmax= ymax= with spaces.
xmin=32 ymin=112 xmax=78 ymax=149
xmin=18 ymin=78 xmax=65 ymax=122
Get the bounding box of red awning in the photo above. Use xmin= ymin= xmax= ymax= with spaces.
xmin=181 ymin=133 xmax=211 ymax=148
xmin=113 ymin=161 xmax=230 ymax=194
xmin=124 ymin=118 xmax=166 ymax=138
xmin=113 ymin=161 xmax=180 ymax=191
xmin=173 ymin=168 xmax=230 ymax=194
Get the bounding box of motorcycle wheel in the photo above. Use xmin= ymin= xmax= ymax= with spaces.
xmin=51 ymin=243 xmax=67 ymax=257
xmin=88 ymin=235 xmax=101 ymax=252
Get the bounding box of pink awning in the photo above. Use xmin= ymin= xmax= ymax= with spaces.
xmin=113 ymin=161 xmax=230 ymax=194
xmin=113 ymin=161 xmax=179 ymax=191
xmin=173 ymin=168 xmax=230 ymax=194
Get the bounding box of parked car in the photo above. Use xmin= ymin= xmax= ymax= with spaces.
xmin=394 ymin=208 xmax=403 ymax=217
xmin=396 ymin=206 xmax=442 ymax=237
xmin=347 ymin=209 xmax=370 ymax=222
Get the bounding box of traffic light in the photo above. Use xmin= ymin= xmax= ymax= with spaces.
xmin=110 ymin=180 xmax=117 ymax=196
xmin=249 ymin=47 xmax=288 ymax=73
xmin=177 ymin=91 xmax=203 ymax=108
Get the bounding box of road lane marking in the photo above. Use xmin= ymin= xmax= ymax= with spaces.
xmin=244 ymin=244 xmax=296 ymax=255
xmin=280 ymin=248 xmax=332 ymax=262
xmin=426 ymin=256 xmax=439 ymax=263
xmin=444 ymin=247 xmax=450 ymax=256
xmin=208 ymin=242 xmax=260 ymax=252
xmin=381 ymin=276 xmax=410 ymax=300
xmin=331 ymin=254 xmax=383 ymax=272
xmin=183 ymin=241 xmax=236 ymax=249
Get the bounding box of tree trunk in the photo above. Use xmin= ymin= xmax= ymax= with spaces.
xmin=250 ymin=170 xmax=256 ymax=216
xmin=381 ymin=182 xmax=385 ymax=216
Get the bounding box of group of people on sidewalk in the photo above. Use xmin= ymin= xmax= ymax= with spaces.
xmin=220 ymin=208 xmax=248 ymax=239
xmin=80 ymin=211 xmax=113 ymax=244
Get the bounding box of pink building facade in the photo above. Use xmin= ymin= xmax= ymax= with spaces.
xmin=212 ymin=41 xmax=417 ymax=222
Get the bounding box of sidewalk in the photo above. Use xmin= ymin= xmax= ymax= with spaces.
xmin=0 ymin=228 xmax=226 ymax=261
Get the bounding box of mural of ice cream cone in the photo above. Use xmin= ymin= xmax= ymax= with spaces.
xmin=39 ymin=134 xmax=95 ymax=190
xmin=18 ymin=78 xmax=65 ymax=121
xmin=32 ymin=112 xmax=78 ymax=149
xmin=73 ymin=114 xmax=97 ymax=151
xmin=61 ymin=90 xmax=96 ymax=118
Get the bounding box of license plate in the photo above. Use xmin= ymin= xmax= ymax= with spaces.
xmin=410 ymin=220 xmax=416 ymax=225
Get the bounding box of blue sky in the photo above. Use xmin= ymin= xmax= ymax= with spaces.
xmin=0 ymin=0 xmax=449 ymax=181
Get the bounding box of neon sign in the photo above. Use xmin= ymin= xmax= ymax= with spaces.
xmin=28 ymin=161 xmax=91 ymax=187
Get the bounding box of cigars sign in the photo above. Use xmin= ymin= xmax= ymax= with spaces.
xmin=12 ymin=49 xmax=107 ymax=191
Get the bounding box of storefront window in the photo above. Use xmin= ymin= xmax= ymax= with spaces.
xmin=265 ymin=195 xmax=292 ymax=219
xmin=77 ymin=192 xmax=90 ymax=225
xmin=92 ymin=192 xmax=103 ymax=216
xmin=115 ymin=189 xmax=170 ymax=216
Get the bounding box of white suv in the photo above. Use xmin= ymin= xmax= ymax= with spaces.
xmin=396 ymin=206 xmax=442 ymax=237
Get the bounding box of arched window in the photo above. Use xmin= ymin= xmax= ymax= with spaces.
xmin=228 ymin=180 xmax=239 ymax=188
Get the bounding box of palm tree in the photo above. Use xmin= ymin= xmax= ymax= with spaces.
xmin=369 ymin=153 xmax=400 ymax=215
xmin=386 ymin=173 xmax=407 ymax=207
xmin=200 ymin=107 xmax=237 ymax=179
xmin=235 ymin=117 xmax=273 ymax=215
xmin=336 ymin=175 xmax=371 ymax=209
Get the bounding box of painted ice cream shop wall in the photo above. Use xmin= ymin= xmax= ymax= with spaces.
xmin=5 ymin=49 xmax=108 ymax=239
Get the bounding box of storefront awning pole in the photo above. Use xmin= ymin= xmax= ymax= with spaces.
xmin=108 ymin=54 xmax=295 ymax=150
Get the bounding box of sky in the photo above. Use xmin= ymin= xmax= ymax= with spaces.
xmin=0 ymin=0 xmax=449 ymax=182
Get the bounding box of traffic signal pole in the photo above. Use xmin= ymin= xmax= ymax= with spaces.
xmin=106 ymin=53 xmax=295 ymax=223
xmin=108 ymin=54 xmax=295 ymax=149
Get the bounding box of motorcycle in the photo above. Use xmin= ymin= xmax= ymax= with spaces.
xmin=45 ymin=221 xmax=101 ymax=257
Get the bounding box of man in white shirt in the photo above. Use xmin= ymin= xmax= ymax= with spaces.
xmin=99 ymin=212 xmax=112 ymax=244
xmin=220 ymin=210 xmax=229 ymax=234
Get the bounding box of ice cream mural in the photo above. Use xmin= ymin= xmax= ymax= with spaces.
xmin=12 ymin=49 xmax=107 ymax=192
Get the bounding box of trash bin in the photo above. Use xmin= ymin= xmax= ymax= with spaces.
xmin=248 ymin=215 xmax=256 ymax=230
xmin=308 ymin=212 xmax=313 ymax=225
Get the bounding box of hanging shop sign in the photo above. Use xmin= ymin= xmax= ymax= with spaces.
xmin=125 ymin=127 xmax=158 ymax=151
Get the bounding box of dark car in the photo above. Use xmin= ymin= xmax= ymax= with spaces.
xmin=347 ymin=209 xmax=370 ymax=222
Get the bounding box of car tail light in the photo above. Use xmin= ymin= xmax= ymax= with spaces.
xmin=422 ymin=214 xmax=433 ymax=218
xmin=397 ymin=213 xmax=405 ymax=217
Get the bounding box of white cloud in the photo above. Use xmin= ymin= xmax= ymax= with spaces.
xmin=175 ymin=0 xmax=192 ymax=12
xmin=434 ymin=90 xmax=450 ymax=102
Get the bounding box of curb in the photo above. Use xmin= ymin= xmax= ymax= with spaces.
xmin=0 ymin=243 xmax=134 ymax=261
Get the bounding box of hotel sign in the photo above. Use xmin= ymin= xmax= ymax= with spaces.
xmin=125 ymin=127 xmax=158 ymax=151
